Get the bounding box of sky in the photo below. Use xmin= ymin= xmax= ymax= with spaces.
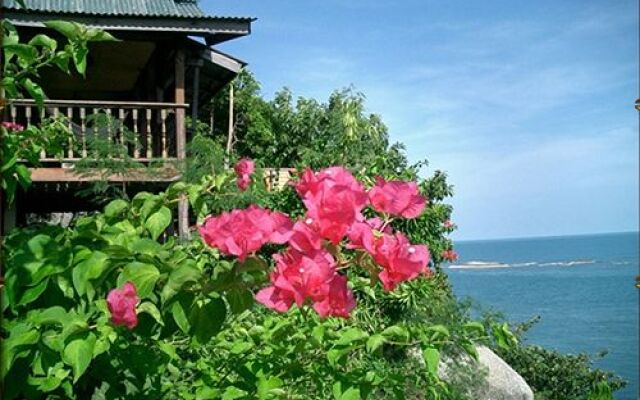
xmin=204 ymin=0 xmax=639 ymax=241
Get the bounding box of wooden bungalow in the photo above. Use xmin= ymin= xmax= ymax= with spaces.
xmin=1 ymin=0 xmax=255 ymax=236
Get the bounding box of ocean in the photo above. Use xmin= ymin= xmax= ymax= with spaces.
xmin=446 ymin=232 xmax=639 ymax=400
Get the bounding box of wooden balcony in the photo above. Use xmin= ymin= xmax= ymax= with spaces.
xmin=8 ymin=99 xmax=188 ymax=182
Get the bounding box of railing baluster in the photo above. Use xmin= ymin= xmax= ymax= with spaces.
xmin=93 ymin=108 xmax=99 ymax=157
xmin=67 ymin=107 xmax=74 ymax=158
xmin=106 ymin=109 xmax=112 ymax=147
xmin=119 ymin=108 xmax=125 ymax=148
xmin=80 ymin=108 xmax=87 ymax=157
xmin=25 ymin=105 xmax=32 ymax=127
xmin=52 ymin=107 xmax=60 ymax=159
xmin=161 ymin=109 xmax=168 ymax=159
xmin=10 ymin=104 xmax=17 ymax=123
xmin=39 ymin=107 xmax=46 ymax=159
xmin=133 ymin=109 xmax=140 ymax=158
xmin=146 ymin=109 xmax=152 ymax=158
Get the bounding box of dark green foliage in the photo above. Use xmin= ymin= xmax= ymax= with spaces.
xmin=1 ymin=19 xmax=116 ymax=204
xmin=207 ymin=71 xmax=409 ymax=174
xmin=492 ymin=318 xmax=626 ymax=400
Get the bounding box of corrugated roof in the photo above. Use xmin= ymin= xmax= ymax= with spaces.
xmin=2 ymin=0 xmax=251 ymax=20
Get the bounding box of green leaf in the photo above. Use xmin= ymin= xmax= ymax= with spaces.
xmin=138 ymin=193 xmax=161 ymax=219
xmin=160 ymin=262 xmax=201 ymax=304
xmin=171 ymin=300 xmax=190 ymax=334
xmin=312 ymin=325 xmax=325 ymax=344
xmin=340 ymin=387 xmax=361 ymax=400
xmin=333 ymin=382 xmax=343 ymax=400
xmin=145 ymin=206 xmax=172 ymax=240
xmin=381 ymin=325 xmax=410 ymax=342
xmin=3 ymin=43 xmax=37 ymax=64
xmin=57 ymin=276 xmax=75 ymax=298
xmin=422 ymin=347 xmax=440 ymax=375
xmin=257 ymin=375 xmax=283 ymax=399
xmin=28 ymin=365 xmax=70 ymax=392
xmin=23 ymin=78 xmax=45 ymax=107
xmin=60 ymin=315 xmax=89 ymax=341
xmin=62 ymin=333 xmax=96 ymax=383
xmin=15 ymin=164 xmax=32 ymax=189
xmin=28 ymin=306 xmax=69 ymax=326
xmin=44 ymin=21 xmax=81 ymax=40
xmin=189 ymin=298 xmax=226 ymax=344
xmin=426 ymin=324 xmax=450 ymax=339
xmin=86 ymin=29 xmax=118 ymax=42
xmin=119 ymin=261 xmax=160 ymax=298
xmin=222 ymin=386 xmax=247 ymax=400
xmin=71 ymin=42 xmax=89 ymax=75
xmin=463 ymin=321 xmax=486 ymax=335
xmin=81 ymin=250 xmax=110 ymax=281
xmin=129 ymin=238 xmax=163 ymax=256
xmin=2 ymin=323 xmax=39 ymax=379
xmin=18 ymin=279 xmax=48 ymax=305
xmin=365 ymin=334 xmax=385 ymax=353
xmin=137 ymin=302 xmax=163 ymax=326
xmin=28 ymin=34 xmax=57 ymax=51
xmin=104 ymin=199 xmax=128 ymax=219
xmin=327 ymin=347 xmax=351 ymax=368
xmin=335 ymin=327 xmax=368 ymax=346
xmin=51 ymin=51 xmax=70 ymax=73
xmin=227 ymin=288 xmax=254 ymax=314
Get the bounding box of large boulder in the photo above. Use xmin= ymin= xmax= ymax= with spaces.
xmin=439 ymin=346 xmax=534 ymax=400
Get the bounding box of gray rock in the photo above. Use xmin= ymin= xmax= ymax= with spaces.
xmin=439 ymin=346 xmax=534 ymax=400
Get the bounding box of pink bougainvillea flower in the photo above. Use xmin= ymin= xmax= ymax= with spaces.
xmin=368 ymin=177 xmax=427 ymax=219
xmin=273 ymin=249 xmax=336 ymax=306
xmin=295 ymin=167 xmax=368 ymax=244
xmin=107 ymin=282 xmax=139 ymax=329
xmin=234 ymin=158 xmax=255 ymax=176
xmin=199 ymin=205 xmax=293 ymax=261
xmin=443 ymin=220 xmax=454 ymax=229
xmin=370 ymin=232 xmax=430 ymax=291
xmin=256 ymin=248 xmax=339 ymax=314
xmin=255 ymin=285 xmax=295 ymax=313
xmin=237 ymin=174 xmax=251 ymax=191
xmin=1 ymin=122 xmax=24 ymax=132
xmin=347 ymin=219 xmax=380 ymax=254
xmin=234 ymin=158 xmax=255 ymax=191
xmin=294 ymin=166 xmax=363 ymax=199
xmin=313 ymin=274 xmax=356 ymax=319
xmin=441 ymin=249 xmax=458 ymax=262
xmin=288 ymin=220 xmax=323 ymax=253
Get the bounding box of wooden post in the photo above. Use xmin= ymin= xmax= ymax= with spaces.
xmin=225 ymin=84 xmax=234 ymax=157
xmin=175 ymin=49 xmax=190 ymax=240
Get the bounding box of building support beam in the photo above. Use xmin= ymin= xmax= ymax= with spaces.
xmin=225 ymin=84 xmax=235 ymax=156
xmin=175 ymin=49 xmax=190 ymax=240
xmin=190 ymin=60 xmax=203 ymax=135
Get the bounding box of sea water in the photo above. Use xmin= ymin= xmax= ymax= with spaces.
xmin=446 ymin=232 xmax=639 ymax=400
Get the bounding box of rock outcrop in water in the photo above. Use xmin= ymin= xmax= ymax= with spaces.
xmin=439 ymin=345 xmax=534 ymax=400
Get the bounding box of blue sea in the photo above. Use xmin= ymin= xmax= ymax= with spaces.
xmin=446 ymin=232 xmax=639 ymax=400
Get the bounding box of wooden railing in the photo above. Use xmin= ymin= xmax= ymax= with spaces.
xmin=8 ymin=99 xmax=189 ymax=162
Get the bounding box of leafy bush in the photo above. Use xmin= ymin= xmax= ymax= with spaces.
xmin=2 ymin=161 xmax=488 ymax=399
xmin=492 ymin=317 xmax=626 ymax=400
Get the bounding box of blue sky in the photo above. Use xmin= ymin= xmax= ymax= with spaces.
xmin=205 ymin=1 xmax=638 ymax=241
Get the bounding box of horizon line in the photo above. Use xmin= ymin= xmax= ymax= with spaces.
xmin=455 ymin=230 xmax=639 ymax=243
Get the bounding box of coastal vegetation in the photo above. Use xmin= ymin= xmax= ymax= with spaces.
xmin=1 ymin=22 xmax=625 ymax=399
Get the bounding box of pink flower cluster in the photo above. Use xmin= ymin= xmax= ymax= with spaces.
xmin=441 ymin=249 xmax=458 ymax=262
xmin=107 ymin=282 xmax=139 ymax=329
xmin=234 ymin=158 xmax=255 ymax=191
xmin=200 ymin=164 xmax=432 ymax=319
xmin=1 ymin=122 xmax=24 ymax=131
xmin=199 ymin=205 xmax=292 ymax=261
